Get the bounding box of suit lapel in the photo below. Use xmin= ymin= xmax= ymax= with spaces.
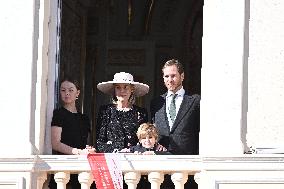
xmin=170 ymin=95 xmax=195 ymax=132
xmin=158 ymin=94 xmax=170 ymax=132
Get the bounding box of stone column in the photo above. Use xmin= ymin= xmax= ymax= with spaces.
xmin=124 ymin=172 xmax=141 ymax=189
xmin=148 ymin=172 xmax=164 ymax=189
xmin=36 ymin=172 xmax=47 ymax=189
xmin=54 ymin=172 xmax=70 ymax=189
xmin=200 ymin=0 xmax=247 ymax=155
xmin=0 ymin=0 xmax=47 ymax=156
xmin=247 ymin=1 xmax=284 ymax=152
xmin=78 ymin=172 xmax=93 ymax=189
xmin=171 ymin=172 xmax=188 ymax=189
xmin=194 ymin=172 xmax=213 ymax=189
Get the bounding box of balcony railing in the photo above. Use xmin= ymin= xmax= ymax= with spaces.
xmin=1 ymin=154 xmax=284 ymax=189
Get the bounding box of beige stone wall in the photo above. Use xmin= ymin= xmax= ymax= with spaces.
xmin=0 ymin=0 xmax=51 ymax=155
xmin=247 ymin=1 xmax=284 ymax=149
xmin=201 ymin=0 xmax=246 ymax=155
xmin=0 ymin=1 xmax=35 ymax=155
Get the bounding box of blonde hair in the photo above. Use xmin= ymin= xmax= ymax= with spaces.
xmin=136 ymin=123 xmax=158 ymax=141
xmin=111 ymin=84 xmax=136 ymax=105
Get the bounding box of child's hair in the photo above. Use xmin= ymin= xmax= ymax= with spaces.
xmin=136 ymin=123 xmax=158 ymax=140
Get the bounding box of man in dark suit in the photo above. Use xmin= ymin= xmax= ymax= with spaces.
xmin=150 ymin=59 xmax=200 ymax=189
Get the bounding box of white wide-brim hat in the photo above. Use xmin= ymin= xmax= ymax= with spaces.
xmin=97 ymin=72 xmax=149 ymax=97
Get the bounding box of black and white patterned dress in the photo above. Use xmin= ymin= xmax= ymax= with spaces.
xmin=96 ymin=104 xmax=148 ymax=153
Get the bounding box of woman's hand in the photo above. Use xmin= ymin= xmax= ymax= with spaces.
xmin=120 ymin=148 xmax=130 ymax=153
xmin=132 ymin=151 xmax=155 ymax=155
xmin=85 ymin=145 xmax=96 ymax=154
xmin=142 ymin=151 xmax=155 ymax=155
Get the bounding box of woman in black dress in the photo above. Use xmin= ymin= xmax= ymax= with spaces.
xmin=49 ymin=77 xmax=96 ymax=189
xmin=96 ymin=72 xmax=149 ymax=153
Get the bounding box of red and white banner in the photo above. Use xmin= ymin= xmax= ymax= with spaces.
xmin=87 ymin=153 xmax=123 ymax=189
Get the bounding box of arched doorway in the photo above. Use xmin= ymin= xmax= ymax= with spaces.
xmin=57 ymin=0 xmax=203 ymax=143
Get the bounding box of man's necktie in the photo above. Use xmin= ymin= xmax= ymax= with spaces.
xmin=169 ymin=94 xmax=178 ymax=122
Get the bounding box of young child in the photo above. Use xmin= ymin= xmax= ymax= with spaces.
xmin=120 ymin=123 xmax=171 ymax=189
xmin=121 ymin=123 xmax=170 ymax=155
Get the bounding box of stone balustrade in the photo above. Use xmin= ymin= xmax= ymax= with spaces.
xmin=2 ymin=155 xmax=284 ymax=189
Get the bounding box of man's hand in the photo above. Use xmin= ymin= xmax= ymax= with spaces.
xmin=155 ymin=144 xmax=167 ymax=151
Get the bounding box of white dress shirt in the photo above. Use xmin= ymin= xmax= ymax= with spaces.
xmin=166 ymin=87 xmax=185 ymax=130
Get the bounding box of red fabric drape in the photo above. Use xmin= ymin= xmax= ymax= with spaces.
xmin=87 ymin=153 xmax=123 ymax=189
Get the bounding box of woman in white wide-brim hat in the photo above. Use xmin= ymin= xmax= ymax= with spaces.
xmin=96 ymin=72 xmax=149 ymax=153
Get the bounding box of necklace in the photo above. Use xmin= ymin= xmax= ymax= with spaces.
xmin=116 ymin=107 xmax=132 ymax=112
